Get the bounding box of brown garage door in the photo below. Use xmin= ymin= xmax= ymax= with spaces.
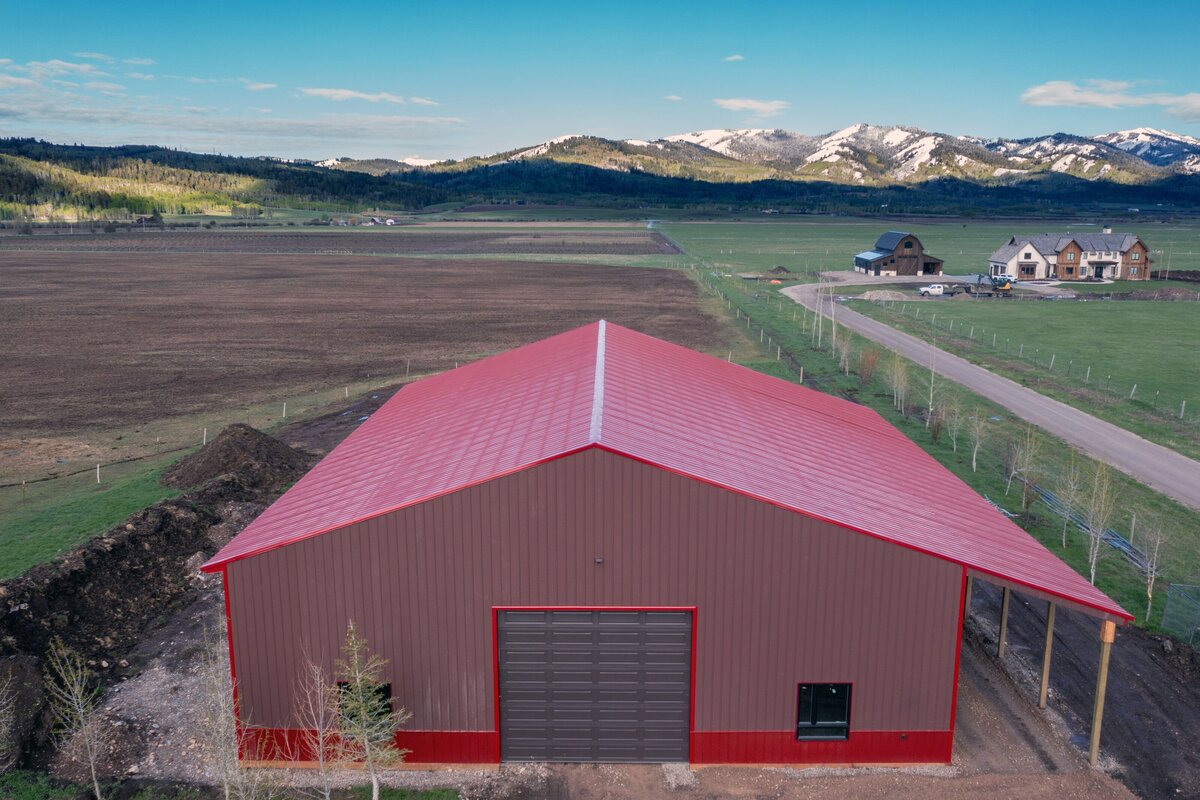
xmin=497 ymin=609 xmax=692 ymax=762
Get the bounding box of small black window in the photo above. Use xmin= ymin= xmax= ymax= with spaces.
xmin=1024 ymin=252 xmax=1032 ymax=260
xmin=904 ymin=240 xmax=913 ymax=249
xmin=796 ymin=683 xmax=851 ymax=740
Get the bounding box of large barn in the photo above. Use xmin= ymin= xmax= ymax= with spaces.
xmin=202 ymin=321 xmax=1129 ymax=766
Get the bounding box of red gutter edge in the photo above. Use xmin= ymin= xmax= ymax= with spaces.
xmin=221 ymin=568 xmax=243 ymax=752
xmin=948 ymin=566 xmax=967 ymax=740
xmin=588 ymin=445 xmax=1134 ymax=623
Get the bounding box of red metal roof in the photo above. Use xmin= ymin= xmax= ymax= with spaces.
xmin=202 ymin=321 xmax=1130 ymax=621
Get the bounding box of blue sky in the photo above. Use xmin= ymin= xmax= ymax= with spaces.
xmin=2 ymin=0 xmax=1198 ymax=160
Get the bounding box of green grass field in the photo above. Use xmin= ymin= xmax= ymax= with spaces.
xmin=0 ymin=455 xmax=181 ymax=580
xmin=846 ymin=299 xmax=1200 ymax=460
xmin=663 ymin=217 xmax=1200 ymax=278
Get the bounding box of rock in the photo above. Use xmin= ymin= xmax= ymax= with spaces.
xmin=1162 ymin=638 xmax=1174 ymax=654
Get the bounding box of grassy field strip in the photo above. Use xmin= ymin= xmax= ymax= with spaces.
xmin=664 ymin=219 xmax=1200 ymax=277
xmin=673 ymin=248 xmax=1200 ymax=628
xmin=1 ymin=372 xmax=419 ymax=486
xmin=0 ymin=455 xmax=181 ymax=580
xmin=846 ymin=298 xmax=1200 ymax=460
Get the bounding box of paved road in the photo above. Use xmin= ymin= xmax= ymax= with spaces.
xmin=782 ymin=274 xmax=1200 ymax=512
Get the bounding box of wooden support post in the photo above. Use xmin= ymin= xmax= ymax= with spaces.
xmin=1089 ymin=619 xmax=1116 ymax=766
xmin=998 ymin=586 xmax=1011 ymax=659
xmin=1039 ymin=602 xmax=1056 ymax=709
xmin=964 ymin=575 xmax=973 ymax=620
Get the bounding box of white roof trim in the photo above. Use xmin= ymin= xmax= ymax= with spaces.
xmin=590 ymin=319 xmax=607 ymax=441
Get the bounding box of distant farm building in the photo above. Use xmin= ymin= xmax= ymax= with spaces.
xmin=854 ymin=231 xmax=943 ymax=276
xmin=988 ymin=228 xmax=1152 ymax=280
xmin=203 ymin=322 xmax=1128 ymax=767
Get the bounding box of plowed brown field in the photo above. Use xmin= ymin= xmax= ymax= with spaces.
xmin=0 ymin=251 xmax=719 ymax=439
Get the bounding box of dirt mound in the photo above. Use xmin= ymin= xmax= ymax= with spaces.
xmin=860 ymin=290 xmax=908 ymax=301
xmin=163 ymin=423 xmax=315 ymax=492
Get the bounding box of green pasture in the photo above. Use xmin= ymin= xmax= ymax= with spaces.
xmin=663 ymin=217 xmax=1200 ymax=278
xmin=847 ymin=298 xmax=1200 ymax=460
xmin=0 ymin=455 xmax=181 ymax=580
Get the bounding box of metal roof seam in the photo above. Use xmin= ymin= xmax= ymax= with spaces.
xmin=589 ymin=319 xmax=606 ymax=443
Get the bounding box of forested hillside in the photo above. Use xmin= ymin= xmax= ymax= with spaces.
xmin=0 ymin=138 xmax=447 ymax=220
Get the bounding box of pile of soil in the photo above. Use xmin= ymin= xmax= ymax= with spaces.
xmin=860 ymin=290 xmax=909 ymax=302
xmin=0 ymin=425 xmax=316 ymax=768
xmin=162 ymin=423 xmax=315 ymax=492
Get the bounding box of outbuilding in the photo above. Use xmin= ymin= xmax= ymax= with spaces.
xmin=202 ymin=321 xmax=1129 ymax=766
xmin=853 ymin=231 xmax=943 ymax=276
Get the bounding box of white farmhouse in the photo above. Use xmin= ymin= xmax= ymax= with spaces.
xmin=988 ymin=227 xmax=1152 ymax=281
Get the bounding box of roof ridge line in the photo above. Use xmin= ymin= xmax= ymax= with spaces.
xmin=589 ymin=320 xmax=606 ymax=442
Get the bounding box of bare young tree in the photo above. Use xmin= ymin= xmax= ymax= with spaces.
xmin=1084 ymin=463 xmax=1117 ymax=585
xmin=335 ymin=622 xmax=411 ymax=800
xmin=1002 ymin=425 xmax=1041 ymax=520
xmin=858 ymin=346 xmax=881 ymax=385
xmin=292 ymin=657 xmax=339 ymax=800
xmin=1056 ymin=453 xmax=1084 ymax=549
xmin=198 ymin=628 xmax=281 ymax=800
xmin=886 ymin=355 xmax=909 ymax=414
xmin=0 ymin=668 xmax=16 ymax=774
xmin=1140 ymin=514 xmax=1170 ymax=621
xmin=924 ymin=350 xmax=940 ymax=430
xmin=942 ymin=394 xmax=963 ymax=453
xmin=835 ymin=332 xmax=853 ymax=376
xmin=45 ymin=639 xmax=107 ymax=800
xmin=966 ymin=414 xmax=988 ymax=473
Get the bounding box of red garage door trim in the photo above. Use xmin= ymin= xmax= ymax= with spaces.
xmin=492 ymin=606 xmax=698 ymax=763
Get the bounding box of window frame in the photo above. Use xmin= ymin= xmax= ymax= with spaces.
xmin=795 ymin=682 xmax=852 ymax=741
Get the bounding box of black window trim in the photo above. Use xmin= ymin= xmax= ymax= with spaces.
xmin=796 ymin=682 xmax=852 ymax=741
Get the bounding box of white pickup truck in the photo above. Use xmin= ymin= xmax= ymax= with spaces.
xmin=918 ymin=283 xmax=947 ymax=296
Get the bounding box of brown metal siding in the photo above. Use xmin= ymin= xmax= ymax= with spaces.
xmin=226 ymin=447 xmax=962 ymax=734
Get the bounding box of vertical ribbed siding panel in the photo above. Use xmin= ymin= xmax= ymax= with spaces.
xmin=227 ymin=447 xmax=961 ymax=734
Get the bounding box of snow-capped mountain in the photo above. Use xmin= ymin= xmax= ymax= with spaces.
xmin=646 ymin=125 xmax=1200 ymax=182
xmin=1091 ymin=127 xmax=1200 ymax=171
xmin=318 ymin=125 xmax=1200 ymax=185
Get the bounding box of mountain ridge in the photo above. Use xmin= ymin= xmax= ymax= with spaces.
xmin=327 ymin=125 xmax=1200 ymax=186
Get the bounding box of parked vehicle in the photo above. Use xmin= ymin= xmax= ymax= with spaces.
xmin=918 ymin=276 xmax=1013 ymax=298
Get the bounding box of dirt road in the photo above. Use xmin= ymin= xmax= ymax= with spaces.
xmin=782 ymin=275 xmax=1200 ymax=512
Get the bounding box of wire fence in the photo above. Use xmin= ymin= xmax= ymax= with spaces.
xmin=1161 ymin=584 xmax=1200 ymax=645
xmin=870 ymin=298 xmax=1195 ymax=424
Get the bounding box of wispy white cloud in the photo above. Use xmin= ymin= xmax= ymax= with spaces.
xmin=1021 ymin=79 xmax=1200 ymax=121
xmin=239 ymin=78 xmax=277 ymax=91
xmin=664 ymin=94 xmax=682 ymax=101
xmin=124 ymin=57 xmax=156 ymax=66
xmin=126 ymin=72 xmax=154 ymax=81
xmin=27 ymin=59 xmax=108 ymax=78
xmin=73 ymin=51 xmax=114 ymax=63
xmin=0 ymin=74 xmax=37 ymax=89
xmin=722 ymin=54 xmax=745 ymax=62
xmin=0 ymin=96 xmax=462 ymax=140
xmin=409 ymin=96 xmax=439 ymax=106
xmin=0 ymin=59 xmax=12 ymax=66
xmin=86 ymin=81 xmax=126 ymax=94
xmin=301 ymin=87 xmax=406 ymax=104
xmin=714 ymin=97 xmax=789 ymax=117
